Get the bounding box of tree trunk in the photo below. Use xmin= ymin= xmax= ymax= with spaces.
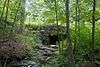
xmin=74 ymin=0 xmax=80 ymax=65
xmin=91 ymin=0 xmax=96 ymax=67
xmin=5 ymin=0 xmax=10 ymax=23
xmin=0 ymin=0 xmax=7 ymax=22
xmin=65 ymin=0 xmax=75 ymax=67
xmin=13 ymin=0 xmax=21 ymax=23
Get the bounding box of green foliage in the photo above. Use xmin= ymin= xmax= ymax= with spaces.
xmin=0 ymin=0 xmax=100 ymax=66
xmin=32 ymin=32 xmax=42 ymax=48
